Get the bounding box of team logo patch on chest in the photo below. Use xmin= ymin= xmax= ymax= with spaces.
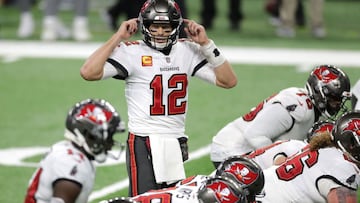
xmin=142 ymin=56 xmax=152 ymax=67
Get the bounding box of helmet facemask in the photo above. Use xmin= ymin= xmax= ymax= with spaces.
xmin=142 ymin=23 xmax=179 ymax=50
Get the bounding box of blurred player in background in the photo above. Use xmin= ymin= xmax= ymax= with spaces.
xmin=24 ymin=99 xmax=125 ymax=203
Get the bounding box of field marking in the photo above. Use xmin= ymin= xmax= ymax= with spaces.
xmin=1 ymin=40 xmax=360 ymax=72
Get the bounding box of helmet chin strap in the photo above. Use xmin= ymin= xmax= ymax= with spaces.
xmin=107 ymin=141 xmax=126 ymax=160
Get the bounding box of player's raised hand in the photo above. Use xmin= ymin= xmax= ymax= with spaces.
xmin=183 ymin=19 xmax=210 ymax=46
xmin=116 ymin=18 xmax=138 ymax=40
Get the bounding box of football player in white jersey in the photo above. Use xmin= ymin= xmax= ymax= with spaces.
xmin=80 ymin=0 xmax=237 ymax=196
xmin=351 ymin=79 xmax=360 ymax=110
xmin=245 ymin=120 xmax=335 ymax=169
xmin=24 ymin=99 xmax=125 ymax=203
xmin=100 ymin=156 xmax=264 ymax=203
xmin=211 ymin=65 xmax=351 ymax=167
xmin=256 ymin=111 xmax=360 ymax=203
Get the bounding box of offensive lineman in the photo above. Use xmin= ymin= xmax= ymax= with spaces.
xmin=210 ymin=65 xmax=351 ymax=167
xmin=256 ymin=111 xmax=360 ymax=202
xmin=80 ymin=0 xmax=237 ymax=196
xmin=245 ymin=120 xmax=335 ymax=169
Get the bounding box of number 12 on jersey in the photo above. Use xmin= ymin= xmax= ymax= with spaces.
xmin=150 ymin=74 xmax=188 ymax=115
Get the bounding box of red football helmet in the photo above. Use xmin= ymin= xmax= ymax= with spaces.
xmin=306 ymin=65 xmax=351 ymax=119
xmin=65 ymin=99 xmax=125 ymax=163
xmin=215 ymin=156 xmax=264 ymax=202
xmin=332 ymin=111 xmax=360 ymax=163
xmin=198 ymin=176 xmax=247 ymax=203
xmin=306 ymin=120 xmax=335 ymax=142
xmin=138 ymin=0 xmax=183 ymax=51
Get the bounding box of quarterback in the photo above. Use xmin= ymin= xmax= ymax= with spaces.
xmin=80 ymin=0 xmax=237 ymax=196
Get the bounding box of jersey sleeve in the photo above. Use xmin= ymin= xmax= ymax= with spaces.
xmin=49 ymin=150 xmax=92 ymax=185
xmin=106 ymin=41 xmax=139 ymax=79
xmin=272 ymin=88 xmax=313 ymax=122
xmin=243 ymin=103 xmax=294 ymax=148
xmin=180 ymin=40 xmax=214 ymax=78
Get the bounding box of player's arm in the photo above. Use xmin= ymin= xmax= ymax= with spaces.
xmin=243 ymin=103 xmax=294 ymax=149
xmin=183 ymin=19 xmax=237 ymax=89
xmin=80 ymin=18 xmax=138 ymax=81
xmin=52 ymin=179 xmax=82 ymax=203
xmin=273 ymin=153 xmax=288 ymax=165
xmin=327 ymin=187 xmax=357 ymax=203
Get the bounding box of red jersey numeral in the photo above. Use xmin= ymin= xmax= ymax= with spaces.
xmin=243 ymin=94 xmax=277 ymax=121
xmin=150 ymin=74 xmax=188 ymax=115
xmin=134 ymin=192 xmax=172 ymax=203
xmin=276 ymin=149 xmax=319 ymax=181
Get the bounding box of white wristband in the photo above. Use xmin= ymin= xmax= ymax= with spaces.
xmin=200 ymin=40 xmax=226 ymax=67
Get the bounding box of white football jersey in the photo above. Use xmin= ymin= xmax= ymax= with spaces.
xmin=246 ymin=139 xmax=307 ymax=169
xmin=256 ymin=147 xmax=360 ymax=203
xmin=105 ymin=40 xmax=214 ymax=137
xmin=211 ymin=87 xmax=316 ymax=162
xmin=24 ymin=141 xmax=95 ymax=203
xmin=352 ymin=79 xmax=360 ymax=110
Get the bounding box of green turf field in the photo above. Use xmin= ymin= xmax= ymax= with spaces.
xmin=1 ymin=0 xmax=360 ymax=202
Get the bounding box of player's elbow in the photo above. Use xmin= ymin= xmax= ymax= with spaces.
xmin=225 ymin=77 xmax=237 ymax=88
xmin=218 ymin=77 xmax=237 ymax=89
xmin=80 ymin=65 xmax=102 ymax=81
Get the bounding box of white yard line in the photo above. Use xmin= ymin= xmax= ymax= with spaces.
xmin=1 ymin=40 xmax=360 ymax=71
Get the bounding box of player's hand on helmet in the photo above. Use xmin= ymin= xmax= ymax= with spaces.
xmin=183 ymin=19 xmax=210 ymax=46
xmin=117 ymin=18 xmax=138 ymax=40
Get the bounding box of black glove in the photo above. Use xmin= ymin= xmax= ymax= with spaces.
xmin=178 ymin=137 xmax=189 ymax=162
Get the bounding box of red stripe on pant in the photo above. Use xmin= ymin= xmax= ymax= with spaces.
xmin=128 ymin=133 xmax=138 ymax=196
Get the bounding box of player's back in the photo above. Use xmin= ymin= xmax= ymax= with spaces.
xmin=246 ymin=139 xmax=307 ymax=169
xmin=257 ymin=147 xmax=360 ymax=202
xmin=24 ymin=141 xmax=95 ymax=203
